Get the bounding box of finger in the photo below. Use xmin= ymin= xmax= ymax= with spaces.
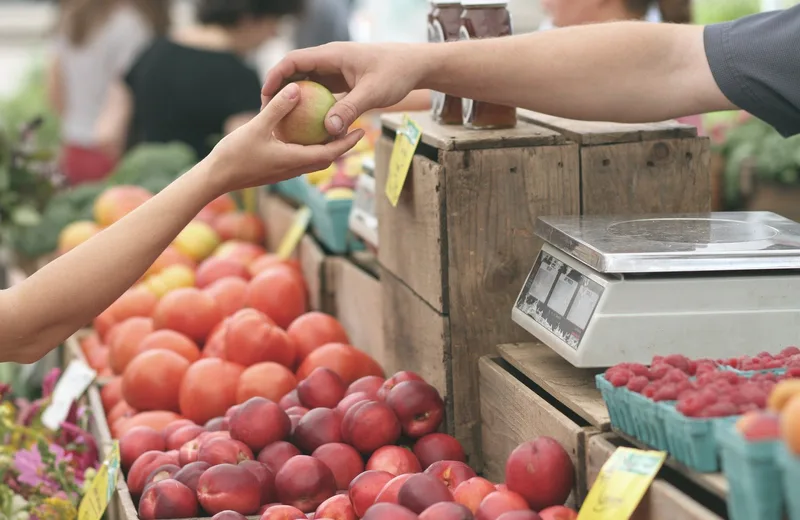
xmin=255 ymin=83 xmax=301 ymax=130
xmin=305 ymin=128 xmax=366 ymax=164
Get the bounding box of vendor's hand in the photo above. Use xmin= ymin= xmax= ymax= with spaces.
xmin=261 ymin=42 xmax=425 ymax=136
xmin=209 ymin=83 xmax=365 ymax=194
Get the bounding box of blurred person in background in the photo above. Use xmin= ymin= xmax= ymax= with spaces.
xmin=48 ymin=0 xmax=169 ymax=186
xmin=95 ymin=0 xmax=304 ymax=161
xmin=294 ymin=0 xmax=352 ymax=49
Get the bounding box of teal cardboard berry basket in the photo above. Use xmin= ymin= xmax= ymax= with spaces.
xmin=306 ymin=185 xmax=365 ymax=254
xmin=272 ymin=177 xmax=309 ymax=205
xmin=777 ymin=442 xmax=800 ymax=520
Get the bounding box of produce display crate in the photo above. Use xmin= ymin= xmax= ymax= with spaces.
xmin=271 ymin=177 xmax=308 ymax=205
xmin=777 ymin=443 xmax=800 ymax=520
xmin=305 ymin=184 xmax=365 ymax=254
xmin=375 ymin=111 xmax=711 ymax=466
xmin=585 ymin=434 xmax=725 ymax=520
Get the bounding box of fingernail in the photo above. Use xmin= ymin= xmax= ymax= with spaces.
xmin=329 ymin=115 xmax=343 ymax=134
xmin=285 ymin=83 xmax=299 ymax=99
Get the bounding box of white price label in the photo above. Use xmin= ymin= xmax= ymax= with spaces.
xmin=567 ymin=285 xmax=600 ymax=330
xmin=547 ymin=274 xmax=578 ymax=316
xmin=42 ymin=360 xmax=96 ymax=430
xmin=529 ymin=262 xmax=558 ymax=302
xmin=349 ymin=174 xmax=378 ymax=247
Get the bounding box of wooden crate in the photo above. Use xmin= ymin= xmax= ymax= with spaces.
xmin=586 ymin=434 xmax=725 ymax=520
xmin=479 ymin=356 xmax=599 ymax=506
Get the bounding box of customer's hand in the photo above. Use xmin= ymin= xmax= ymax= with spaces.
xmin=209 ymin=83 xmax=365 ymax=194
xmin=261 ymin=42 xmax=426 ymax=136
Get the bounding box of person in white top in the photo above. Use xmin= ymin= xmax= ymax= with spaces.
xmin=47 ymin=0 xmax=169 ymax=185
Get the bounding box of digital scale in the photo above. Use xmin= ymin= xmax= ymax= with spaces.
xmin=512 ymin=212 xmax=800 ymax=367
xmin=349 ymin=157 xmax=378 ymax=249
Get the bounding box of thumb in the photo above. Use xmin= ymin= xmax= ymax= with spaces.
xmin=256 ymin=83 xmax=301 ymax=130
xmin=325 ymin=85 xmax=377 ymax=136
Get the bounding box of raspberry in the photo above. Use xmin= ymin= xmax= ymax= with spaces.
xmin=688 ymin=360 xmax=698 ymax=376
xmin=626 ymin=375 xmax=649 ymax=393
xmin=628 ymin=363 xmax=650 ymax=378
xmin=676 ymin=394 xmax=706 ymax=417
xmin=653 ymin=383 xmax=678 ymax=402
xmin=738 ymin=383 xmax=767 ymax=408
xmin=651 ymin=355 xmax=665 ymax=365
xmin=786 ymin=367 xmax=800 ymax=379
xmin=642 ymin=384 xmax=658 ymax=399
xmin=664 ymin=369 xmax=689 ymax=384
xmin=606 ymin=370 xmax=630 ymax=387
xmin=757 ymin=351 xmax=774 ymax=359
xmin=765 ymin=359 xmax=785 ymax=369
xmin=738 ymin=403 xmax=759 ymax=414
xmin=649 ymin=364 xmax=671 ymax=381
xmin=677 ymin=388 xmax=697 ymax=400
xmin=781 ymin=346 xmax=800 ymax=358
xmin=664 ymin=355 xmax=691 ymax=373
xmin=700 ymin=401 xmax=739 ymax=418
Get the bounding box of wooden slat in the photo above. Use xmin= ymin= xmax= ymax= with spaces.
xmin=260 ymin=191 xmax=299 ymax=253
xmin=518 ymin=110 xmax=697 ymax=145
xmin=375 ymin=136 xmax=448 ymax=312
xmin=381 ymin=111 xmax=564 ymax=151
xmin=298 ymin=235 xmax=328 ymax=312
xmin=498 ymin=343 xmax=610 ymax=429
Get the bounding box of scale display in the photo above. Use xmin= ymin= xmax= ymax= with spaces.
xmin=515 ymin=250 xmax=604 ymax=350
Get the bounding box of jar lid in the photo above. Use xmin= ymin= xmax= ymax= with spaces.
xmin=461 ymin=0 xmax=507 ymax=6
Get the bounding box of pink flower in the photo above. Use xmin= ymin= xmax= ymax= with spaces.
xmin=42 ymin=368 xmax=61 ymax=399
xmin=14 ymin=448 xmax=47 ymax=489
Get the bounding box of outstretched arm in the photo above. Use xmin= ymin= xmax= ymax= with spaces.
xmin=0 ymin=84 xmax=364 ymax=364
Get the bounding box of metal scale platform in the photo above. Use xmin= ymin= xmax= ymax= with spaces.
xmin=512 ymin=212 xmax=800 ymax=367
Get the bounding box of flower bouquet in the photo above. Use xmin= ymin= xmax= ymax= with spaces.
xmin=0 ymin=368 xmax=101 ymax=520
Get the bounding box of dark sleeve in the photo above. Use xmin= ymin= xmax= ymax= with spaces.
xmin=704 ymin=5 xmax=800 ymax=137
xmin=222 ymin=65 xmax=263 ymax=117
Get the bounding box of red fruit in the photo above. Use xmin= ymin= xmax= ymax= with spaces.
xmin=128 ymin=451 xmax=180 ymax=498
xmin=196 ymin=257 xmax=250 ymax=289
xmin=337 ymin=392 xmax=371 ymax=415
xmin=497 ymin=512 xmax=543 ymax=520
xmin=475 ymin=491 xmax=530 ymax=520
xmin=413 ymin=434 xmax=466 ymax=470
xmin=197 ymin=464 xmax=262 ymax=515
xmin=280 ymin=390 xmax=302 ymax=410
xmin=454 ymin=477 xmax=496 ymax=513
xmin=285 ymin=406 xmax=309 ymax=417
xmin=204 ymin=277 xmax=249 ymax=317
xmin=229 ymin=397 xmax=291 ymax=452
xmin=153 ymin=288 xmax=223 ymax=343
xmin=362 ymin=503 xmax=419 ymax=520
xmin=348 ymin=470 xmax=394 ymax=517
xmin=275 ymin=455 xmax=337 ymax=512
xmin=312 ymin=443 xmax=365 ymax=491
xmin=425 ymin=461 xmax=477 ymax=492
xmin=173 ymin=461 xmax=210 ymax=494
xmin=315 ymin=493 xmax=357 ymax=520
xmin=213 ymin=211 xmax=266 ymax=244
xmin=625 ymin=376 xmax=649 ymax=393
xmin=225 ymin=309 xmax=296 ymax=368
xmin=296 ymin=342 xmax=385 ymax=386
xmin=259 ymin=504 xmax=307 ymax=519
xmin=378 ymin=372 xmax=424 ymax=401
xmin=179 ymin=432 xmax=231 ymax=466
xmin=375 ymin=474 xmax=414 ymax=505
xmin=287 ymin=312 xmax=350 ymax=362
xmin=298 ymin=367 xmax=347 ymax=409
xmin=142 ymin=464 xmax=180 ymax=492
xmin=258 ymin=441 xmax=302 ymax=474
xmin=211 ymin=512 xmax=248 ymax=520
xmin=347 ymin=376 xmax=385 ymax=399
xmin=239 ymin=460 xmax=277 ymax=505
xmin=648 ymin=364 xmax=671 ymax=380
xmin=420 ymin=502 xmax=474 ymax=520
xmin=367 ymin=446 xmax=422 ymax=476
xmin=605 ymin=370 xmax=630 ymax=387
xmin=386 ymin=381 xmax=445 ymax=439
xmin=206 ymin=417 xmax=228 ymax=432
xmin=700 ymin=401 xmax=739 ymax=418
xmin=342 ymin=401 xmax=401 ymax=454
xmin=198 ymin=438 xmax=254 ymax=466
xmin=293 ymin=408 xmax=343 ymax=453
xmin=138 ymin=479 xmax=198 ymax=520
xmin=505 ymin=438 xmax=574 ymax=511
xmin=166 ymin=425 xmax=205 ymax=451
xmin=248 ymin=268 xmax=308 ymax=330
xmin=397 ymin=473 xmax=453 ymax=514
xmin=652 ymin=384 xmax=679 ymax=402
xmin=538 ymin=506 xmax=578 ymax=520
xmin=120 ymin=426 xmax=166 ymax=472
xmin=179 ymin=358 xmax=245 ymax=425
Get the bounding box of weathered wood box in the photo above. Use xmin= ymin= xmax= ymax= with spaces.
xmin=374 ymin=111 xmax=710 ymax=468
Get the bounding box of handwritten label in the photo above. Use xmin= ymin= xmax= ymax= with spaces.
xmin=385 ymin=116 xmax=422 ymax=207
xmin=578 ymin=447 xmax=666 ymax=520
xmin=41 ymin=360 xmax=96 ymax=430
xmin=276 ymin=206 xmax=312 ymax=260
xmin=78 ymin=441 xmax=120 ymax=520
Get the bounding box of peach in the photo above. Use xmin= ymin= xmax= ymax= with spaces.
xmin=498 ymin=512 xmax=543 ymax=520
xmin=342 ymin=401 xmax=401 ymax=454
xmin=258 ymin=441 xmax=302 ymax=474
xmin=162 ymin=419 xmax=196 ymax=441
xmin=166 ymin=424 xmax=206 ymax=451
xmin=414 ymin=434 xmax=466 ymax=469
xmin=94 ymin=185 xmax=152 ymax=227
xmin=374 ymin=474 xmax=414 ymax=505
xmin=226 ymin=309 xmax=295 ymax=368
xmin=505 ymin=438 xmax=574 ymax=511
xmin=180 ymin=434 xmax=225 ymax=466
xmin=425 ymin=461 xmax=477 ymax=493
xmin=237 ymin=362 xmax=298 ymax=404
xmin=769 ymin=379 xmax=800 ymax=411
xmin=128 ymin=450 xmax=180 ymax=498
xmin=240 ymin=460 xmax=277 ymax=505
xmin=397 ymin=473 xmax=453 ymax=514
xmin=206 ymin=417 xmax=228 ymax=432
xmin=196 ymin=257 xmax=250 ymax=289
xmin=419 ymin=502 xmax=473 ymax=520
xmin=275 ymin=455 xmax=337 ymax=512
xmin=120 ymin=426 xmax=166 ymax=472
xmin=230 ymin=397 xmax=292 ymax=452
xmin=454 ymin=477 xmax=496 ymax=513
xmin=143 ymin=464 xmax=180 ymax=491
xmin=367 ymin=446 xmax=422 ymax=476
xmin=736 ymin=411 xmax=780 ymax=441
xmin=173 ymin=461 xmax=210 ymax=494
xmin=475 ymin=491 xmax=530 ymax=520
xmin=274 ymin=81 xmax=336 ymax=145
xmin=781 ymin=394 xmax=800 ymax=454
xmin=538 ymin=506 xmax=577 ymax=520
xmin=213 ymin=211 xmax=266 ymax=244
xmin=214 ymin=240 xmax=266 ymax=265
xmin=348 ymin=471 xmax=395 ymax=517
xmin=205 ymin=277 xmax=249 ymax=317
xmin=361 ymin=503 xmax=419 ymax=520
xmin=293 ymin=408 xmax=343 ymax=453
xmin=173 ymin=221 xmax=221 ymax=262
xmin=337 ymin=392 xmax=371 ymax=415
xmin=387 ymin=381 xmax=445 ymax=439
xmin=288 ymin=415 xmax=302 ymax=437
xmin=286 ymin=406 xmax=309 ymax=417
xmin=57 ymin=220 xmax=101 ymax=254
xmin=211 ymin=512 xmax=248 ymax=520
xmin=154 ymin=288 xmax=223 ymax=343
xmin=138 ymin=479 xmax=198 ymax=520
xmin=298 ymin=367 xmax=347 ymax=409
xmin=347 ymin=376 xmax=385 ymax=400
xmin=280 ymin=390 xmax=303 ymax=410
xmin=312 ymin=443 xmax=365 ymax=491
xmin=198 ymin=464 xmax=262 ymax=515
xmin=378 ymin=372 xmax=424 ymax=401
xmin=198 ymin=438 xmax=254 ymax=466
xmin=315 ymin=494 xmax=357 ymax=520
xmin=260 ymin=504 xmax=307 ymax=519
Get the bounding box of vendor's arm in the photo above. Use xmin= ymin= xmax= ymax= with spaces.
xmin=262 ymin=6 xmax=800 ymax=137
xmin=0 ymin=84 xmax=364 ymax=365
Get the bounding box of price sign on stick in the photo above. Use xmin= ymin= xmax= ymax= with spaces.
xmin=578 ymin=447 xmax=666 ymax=520
xmin=78 ymin=441 xmax=121 ymax=520
xmin=41 ymin=360 xmax=96 ymax=430
xmin=385 ymin=115 xmax=422 ymax=207
xmin=276 ymin=206 xmax=312 ymax=260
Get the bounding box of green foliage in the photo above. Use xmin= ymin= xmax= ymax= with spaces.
xmin=693 ymin=0 xmax=760 ymax=24
xmin=0 ymin=63 xmax=60 ymax=152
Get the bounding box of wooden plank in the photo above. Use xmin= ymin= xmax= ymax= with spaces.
xmin=479 ymin=357 xmax=590 ymax=505
xmin=375 ymin=136 xmax=448 ymax=312
xmin=260 ymin=191 xmax=299 ymax=253
xmin=381 ymin=111 xmax=564 ymax=151
xmin=87 ymin=384 xmax=113 ymax=450
xmin=586 ymin=434 xmax=724 ymax=520
xmin=442 ymin=141 xmax=581 ymax=467
xmin=498 ymin=343 xmax=610 ymax=429
xmin=298 ymin=234 xmax=328 ymax=312
xmin=518 ymin=110 xmax=697 ymax=146
xmin=581 ymin=138 xmax=712 ymax=215
xmin=328 ymin=257 xmax=386 ymax=365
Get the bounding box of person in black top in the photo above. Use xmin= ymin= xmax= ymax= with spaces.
xmin=96 ymin=0 xmax=305 ymax=160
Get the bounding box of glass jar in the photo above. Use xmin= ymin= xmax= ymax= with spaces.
xmin=459 ymin=0 xmax=517 ymax=129
xmin=428 ymin=1 xmax=463 ymax=124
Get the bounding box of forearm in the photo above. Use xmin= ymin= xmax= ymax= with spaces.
xmin=418 ymin=22 xmax=734 ymax=123
xmin=0 ymin=158 xmax=223 ymax=363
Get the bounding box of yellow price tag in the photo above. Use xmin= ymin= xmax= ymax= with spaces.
xmin=78 ymin=441 xmax=120 ymax=520
xmin=241 ymin=187 xmax=258 ymax=213
xmin=276 ymin=206 xmax=312 ymax=260
xmin=385 ymin=115 xmax=422 ymax=207
xmin=578 ymin=447 xmax=666 ymax=520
